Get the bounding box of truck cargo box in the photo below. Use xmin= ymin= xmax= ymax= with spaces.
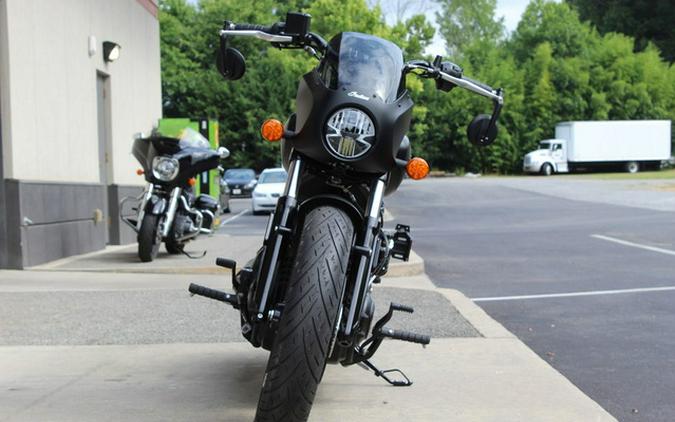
xmin=557 ymin=120 xmax=671 ymax=163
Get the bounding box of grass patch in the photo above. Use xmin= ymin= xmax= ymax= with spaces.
xmin=574 ymin=168 xmax=675 ymax=180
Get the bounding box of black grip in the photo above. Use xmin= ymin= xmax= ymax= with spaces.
xmin=463 ymin=76 xmax=494 ymax=92
xmin=188 ymin=283 xmax=233 ymax=303
xmin=390 ymin=303 xmax=414 ymax=314
xmin=383 ymin=328 xmax=431 ymax=345
xmin=215 ymin=257 xmax=236 ymax=270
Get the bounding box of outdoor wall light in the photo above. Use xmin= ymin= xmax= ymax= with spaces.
xmin=103 ymin=41 xmax=121 ymax=62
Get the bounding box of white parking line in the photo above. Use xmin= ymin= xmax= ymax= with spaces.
xmin=472 ymin=286 xmax=675 ymax=302
xmin=220 ymin=209 xmax=248 ymax=227
xmin=591 ymin=234 xmax=675 ymax=257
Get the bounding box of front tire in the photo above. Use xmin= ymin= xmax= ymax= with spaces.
xmin=541 ymin=163 xmax=554 ymax=176
xmin=254 ymin=206 xmax=354 ymax=422
xmin=138 ymin=214 xmax=161 ymax=262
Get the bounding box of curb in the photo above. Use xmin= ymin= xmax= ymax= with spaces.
xmin=29 ymin=247 xmax=425 ymax=278
xmin=437 ymin=288 xmax=515 ymax=339
xmin=379 ymin=273 xmax=617 ymax=421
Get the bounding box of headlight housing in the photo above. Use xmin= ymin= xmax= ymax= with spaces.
xmin=325 ymin=108 xmax=375 ymax=160
xmin=152 ymin=156 xmax=179 ymax=182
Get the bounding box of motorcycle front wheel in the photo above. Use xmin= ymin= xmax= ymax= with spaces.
xmin=138 ymin=214 xmax=161 ymax=262
xmin=254 ymin=206 xmax=354 ymax=422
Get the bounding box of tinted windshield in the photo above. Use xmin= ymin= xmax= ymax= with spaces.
xmin=259 ymin=171 xmax=287 ymax=184
xmin=539 ymin=142 xmax=551 ymax=150
xmin=323 ymin=32 xmax=404 ymax=103
xmin=178 ymin=127 xmax=211 ymax=149
xmin=224 ymin=169 xmax=255 ymax=180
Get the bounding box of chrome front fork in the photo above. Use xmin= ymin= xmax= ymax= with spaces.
xmin=161 ymin=187 xmax=182 ymax=238
xmin=135 ymin=183 xmax=155 ymax=231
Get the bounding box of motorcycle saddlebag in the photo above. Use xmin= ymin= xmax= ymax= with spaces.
xmin=195 ymin=194 xmax=219 ymax=214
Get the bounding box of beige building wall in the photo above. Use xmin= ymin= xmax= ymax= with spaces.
xmin=0 ymin=0 xmax=162 ymax=268
xmin=0 ymin=0 xmax=11 ymax=178
xmin=2 ymin=0 xmax=161 ymax=186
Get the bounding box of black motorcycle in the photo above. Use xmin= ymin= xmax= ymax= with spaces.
xmin=120 ymin=130 xmax=229 ymax=262
xmin=188 ymin=12 xmax=503 ymax=421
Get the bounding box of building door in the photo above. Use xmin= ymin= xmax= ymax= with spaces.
xmin=96 ymin=73 xmax=112 ymax=243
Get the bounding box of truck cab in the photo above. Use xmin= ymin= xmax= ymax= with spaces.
xmin=523 ymin=139 xmax=568 ymax=175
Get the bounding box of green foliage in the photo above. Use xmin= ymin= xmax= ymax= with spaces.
xmin=567 ymin=0 xmax=675 ymax=62
xmin=435 ymin=0 xmax=504 ymax=57
xmin=159 ymin=0 xmax=674 ymax=174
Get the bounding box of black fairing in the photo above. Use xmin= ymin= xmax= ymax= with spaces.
xmin=132 ymin=136 xmax=221 ymax=188
xmin=384 ymin=135 xmax=410 ymax=196
xmin=281 ymin=33 xmax=413 ymax=176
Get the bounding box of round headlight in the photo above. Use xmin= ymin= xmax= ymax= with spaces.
xmin=325 ymin=108 xmax=375 ymax=160
xmin=152 ymin=156 xmax=179 ymax=181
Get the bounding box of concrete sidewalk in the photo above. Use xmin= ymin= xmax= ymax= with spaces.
xmin=27 ymin=234 xmax=424 ymax=277
xmin=0 ymin=269 xmax=616 ymax=421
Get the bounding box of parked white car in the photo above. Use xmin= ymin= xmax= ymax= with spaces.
xmin=251 ymin=168 xmax=287 ymax=214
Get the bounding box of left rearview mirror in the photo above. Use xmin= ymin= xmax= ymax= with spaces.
xmin=467 ymin=114 xmax=498 ymax=147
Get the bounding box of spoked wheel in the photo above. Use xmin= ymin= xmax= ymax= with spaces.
xmin=138 ymin=214 xmax=162 ymax=262
xmin=254 ymin=206 xmax=354 ymax=422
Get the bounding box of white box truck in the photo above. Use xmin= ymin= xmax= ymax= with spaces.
xmin=523 ymin=120 xmax=672 ymax=175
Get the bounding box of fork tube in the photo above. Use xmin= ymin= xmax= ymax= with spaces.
xmin=136 ymin=183 xmax=154 ymax=231
xmin=161 ymin=187 xmax=182 ymax=238
xmin=343 ymin=178 xmax=385 ymax=338
xmin=255 ymin=157 xmax=303 ymax=321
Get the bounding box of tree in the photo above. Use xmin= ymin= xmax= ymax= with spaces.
xmin=435 ymin=0 xmax=504 ymax=57
xmin=567 ymin=0 xmax=675 ymax=62
xmin=159 ymin=0 xmax=674 ymax=174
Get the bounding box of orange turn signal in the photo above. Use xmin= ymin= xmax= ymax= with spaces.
xmin=136 ymin=168 xmax=144 ymax=176
xmin=406 ymin=157 xmax=429 ymax=180
xmin=261 ymin=119 xmax=284 ymax=142
xmin=188 ymin=177 xmax=196 ymax=187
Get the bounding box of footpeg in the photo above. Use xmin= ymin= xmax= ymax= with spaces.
xmin=216 ymin=257 xmax=237 ymax=288
xmin=188 ymin=283 xmax=239 ymax=308
xmin=352 ymin=302 xmax=431 ymax=387
xmin=379 ymin=327 xmax=430 ymax=345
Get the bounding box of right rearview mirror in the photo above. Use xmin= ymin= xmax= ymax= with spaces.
xmin=467 ymin=114 xmax=498 ymax=147
xmin=216 ymin=46 xmax=246 ymax=81
xmin=217 ymin=146 xmax=230 ymax=159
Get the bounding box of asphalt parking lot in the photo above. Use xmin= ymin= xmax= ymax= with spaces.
xmin=385 ymin=176 xmax=675 ymax=422
xmin=217 ymin=198 xmax=267 ymax=237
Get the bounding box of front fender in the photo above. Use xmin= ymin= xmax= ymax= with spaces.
xmin=298 ymin=194 xmax=364 ymax=228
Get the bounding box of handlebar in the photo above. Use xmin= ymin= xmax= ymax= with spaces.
xmin=220 ymin=19 xmax=329 ymax=53
xmin=440 ymin=71 xmax=503 ymax=104
xmin=404 ymin=61 xmax=503 ymax=104
xmin=225 ymin=22 xmax=274 ymax=32
xmin=462 ymin=76 xmax=495 ymax=95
